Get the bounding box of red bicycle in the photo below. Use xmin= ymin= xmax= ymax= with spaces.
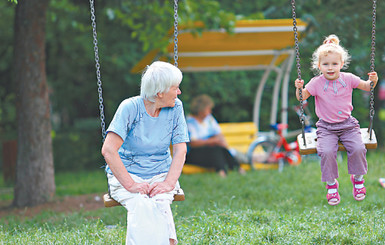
xmin=247 ymin=123 xmax=302 ymax=171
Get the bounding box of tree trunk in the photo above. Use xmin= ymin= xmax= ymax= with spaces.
xmin=13 ymin=0 xmax=55 ymax=207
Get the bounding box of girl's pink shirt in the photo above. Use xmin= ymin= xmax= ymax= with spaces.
xmin=305 ymin=72 xmax=360 ymax=123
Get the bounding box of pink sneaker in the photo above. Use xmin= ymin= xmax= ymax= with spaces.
xmin=350 ymin=175 xmax=366 ymax=201
xmin=326 ymin=180 xmax=340 ymax=206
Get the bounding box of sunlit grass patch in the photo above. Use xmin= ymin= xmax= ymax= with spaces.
xmin=1 ymin=151 xmax=384 ymax=244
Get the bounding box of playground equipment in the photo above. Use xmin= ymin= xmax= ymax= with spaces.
xmin=90 ymin=2 xmax=309 ymax=205
xmin=291 ymin=0 xmax=378 ymax=155
xmin=132 ymin=18 xmax=307 ymax=172
xmin=132 ymin=18 xmax=307 ymax=137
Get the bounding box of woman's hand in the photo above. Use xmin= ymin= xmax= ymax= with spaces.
xmin=127 ymin=182 xmax=150 ymax=195
xmin=148 ymin=181 xmax=174 ymax=197
xmin=206 ymin=134 xmax=228 ymax=148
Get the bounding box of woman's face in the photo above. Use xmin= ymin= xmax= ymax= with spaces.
xmin=199 ymin=106 xmax=212 ymax=118
xmin=158 ymin=84 xmax=181 ymax=107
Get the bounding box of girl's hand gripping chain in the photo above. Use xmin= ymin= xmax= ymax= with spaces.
xmin=295 ymin=79 xmax=304 ymax=89
xmin=368 ymin=71 xmax=378 ymax=86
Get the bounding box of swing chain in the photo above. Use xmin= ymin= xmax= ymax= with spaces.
xmin=89 ymin=0 xmax=106 ymax=141
xmin=291 ymin=0 xmax=306 ymax=146
xmin=369 ymin=80 xmax=375 ymax=140
xmin=368 ymin=0 xmax=376 ymax=140
xmin=370 ymin=81 xmax=375 ymax=119
xmin=370 ymin=0 xmax=376 ymax=73
xmin=173 ymin=0 xmax=179 ymax=67
xmin=291 ymin=1 xmax=301 ymax=81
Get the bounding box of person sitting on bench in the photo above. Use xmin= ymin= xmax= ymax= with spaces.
xmin=186 ymin=94 xmax=246 ymax=177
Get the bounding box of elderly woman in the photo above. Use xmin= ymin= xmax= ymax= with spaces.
xmin=186 ymin=94 xmax=246 ymax=177
xmin=101 ymin=61 xmax=189 ymax=245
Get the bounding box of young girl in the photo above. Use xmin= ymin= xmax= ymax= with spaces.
xmin=294 ymin=34 xmax=378 ymax=206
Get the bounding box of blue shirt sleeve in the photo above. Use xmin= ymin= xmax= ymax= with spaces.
xmin=106 ymin=98 xmax=138 ymax=141
xmin=171 ymin=99 xmax=190 ymax=145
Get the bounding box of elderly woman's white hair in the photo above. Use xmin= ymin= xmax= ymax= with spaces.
xmin=140 ymin=61 xmax=183 ymax=102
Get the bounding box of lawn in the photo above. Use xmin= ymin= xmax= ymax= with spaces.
xmin=1 ymin=151 xmax=385 ymax=244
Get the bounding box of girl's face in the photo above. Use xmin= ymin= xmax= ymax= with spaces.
xmin=318 ymin=52 xmax=344 ymax=80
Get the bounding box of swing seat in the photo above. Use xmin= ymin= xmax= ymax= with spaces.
xmin=103 ymin=188 xmax=185 ymax=207
xmin=297 ymin=128 xmax=377 ymax=155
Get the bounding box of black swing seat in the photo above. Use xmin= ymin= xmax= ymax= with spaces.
xmin=297 ymin=128 xmax=378 ymax=155
xmin=103 ymin=188 xmax=185 ymax=207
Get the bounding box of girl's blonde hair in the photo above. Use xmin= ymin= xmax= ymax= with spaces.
xmin=311 ymin=34 xmax=351 ymax=75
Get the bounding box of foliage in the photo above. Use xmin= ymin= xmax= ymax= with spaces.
xmin=1 ymin=152 xmax=385 ymax=243
xmin=52 ymin=129 xmax=104 ymax=172
xmin=0 ymin=0 xmax=384 ymax=174
xmin=107 ymin=0 xmax=236 ymax=52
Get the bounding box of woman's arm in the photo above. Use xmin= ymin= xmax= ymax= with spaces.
xmin=148 ymin=142 xmax=187 ymax=197
xmin=189 ymin=134 xmax=227 ymax=148
xmin=357 ymin=72 xmax=378 ymax=91
xmin=102 ymin=132 xmax=150 ymax=194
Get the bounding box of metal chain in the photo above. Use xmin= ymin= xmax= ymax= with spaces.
xmin=89 ymin=0 xmax=106 ymax=141
xmin=291 ymin=2 xmax=301 ymax=82
xmin=368 ymin=0 xmax=376 ymax=140
xmin=173 ymin=0 xmax=179 ymax=67
xmin=89 ymin=0 xmax=179 ymax=141
xmin=370 ymin=0 xmax=376 ymax=73
xmin=291 ymin=0 xmax=306 ymax=146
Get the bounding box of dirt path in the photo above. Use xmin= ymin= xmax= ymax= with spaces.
xmin=0 ymin=193 xmax=106 ymax=219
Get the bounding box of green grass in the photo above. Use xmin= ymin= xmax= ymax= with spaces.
xmin=0 ymin=169 xmax=108 ymax=201
xmin=1 ymin=151 xmax=385 ymax=244
xmin=54 ymin=169 xmax=108 ymax=196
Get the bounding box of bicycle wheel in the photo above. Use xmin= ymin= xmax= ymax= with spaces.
xmin=247 ymin=139 xmax=276 ymax=168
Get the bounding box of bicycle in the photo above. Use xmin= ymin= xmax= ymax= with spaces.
xmin=247 ymin=123 xmax=303 ymax=172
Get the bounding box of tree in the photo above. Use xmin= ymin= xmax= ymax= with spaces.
xmin=12 ymin=0 xmax=55 ymax=207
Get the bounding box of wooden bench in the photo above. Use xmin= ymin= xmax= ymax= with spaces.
xmin=182 ymin=122 xmax=257 ymax=174
xmin=219 ymin=122 xmax=258 ymax=153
